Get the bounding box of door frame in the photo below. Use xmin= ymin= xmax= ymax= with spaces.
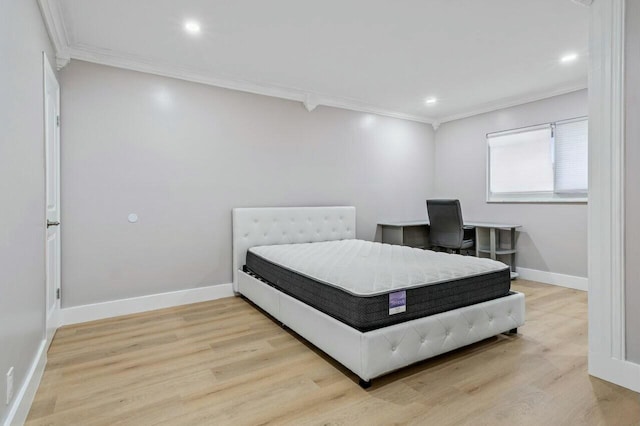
xmin=43 ymin=52 xmax=61 ymax=347
xmin=588 ymin=0 xmax=640 ymax=392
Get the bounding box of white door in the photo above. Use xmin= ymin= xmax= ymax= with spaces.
xmin=44 ymin=53 xmax=61 ymax=346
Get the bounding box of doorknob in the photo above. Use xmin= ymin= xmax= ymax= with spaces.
xmin=47 ymin=220 xmax=60 ymax=228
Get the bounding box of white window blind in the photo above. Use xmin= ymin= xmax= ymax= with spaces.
xmin=554 ymin=118 xmax=588 ymax=193
xmin=486 ymin=117 xmax=588 ymax=203
xmin=488 ymin=125 xmax=554 ymax=195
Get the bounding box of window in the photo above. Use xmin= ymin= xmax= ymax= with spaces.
xmin=487 ymin=117 xmax=588 ymax=203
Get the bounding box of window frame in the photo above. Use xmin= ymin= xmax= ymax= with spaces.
xmin=486 ymin=116 xmax=589 ymax=204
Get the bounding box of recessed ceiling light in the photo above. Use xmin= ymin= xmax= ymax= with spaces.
xmin=560 ymin=53 xmax=578 ymax=63
xmin=425 ymin=98 xmax=437 ymax=105
xmin=184 ymin=20 xmax=201 ymax=35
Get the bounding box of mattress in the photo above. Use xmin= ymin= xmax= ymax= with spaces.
xmin=244 ymin=239 xmax=511 ymax=331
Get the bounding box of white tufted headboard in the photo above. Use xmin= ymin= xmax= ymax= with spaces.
xmin=232 ymin=206 xmax=356 ymax=292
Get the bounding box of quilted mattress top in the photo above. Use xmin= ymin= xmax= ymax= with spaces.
xmin=248 ymin=239 xmax=509 ymax=296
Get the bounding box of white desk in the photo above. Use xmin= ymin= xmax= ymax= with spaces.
xmin=377 ymin=220 xmax=522 ymax=279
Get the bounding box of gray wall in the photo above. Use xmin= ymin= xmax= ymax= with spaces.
xmin=59 ymin=61 xmax=436 ymax=308
xmin=0 ymin=0 xmax=54 ymax=422
xmin=625 ymin=0 xmax=640 ymax=363
xmin=434 ymin=90 xmax=588 ymax=278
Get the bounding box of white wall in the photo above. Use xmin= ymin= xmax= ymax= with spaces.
xmin=59 ymin=60 xmax=590 ymax=309
xmin=59 ymin=60 xmax=436 ymax=308
xmin=625 ymin=0 xmax=640 ymax=364
xmin=434 ymin=90 xmax=588 ymax=278
xmin=0 ymin=0 xmax=54 ymax=422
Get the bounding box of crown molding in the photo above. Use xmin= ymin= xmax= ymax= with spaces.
xmin=55 ymin=53 xmax=70 ymax=70
xmin=303 ymin=94 xmax=319 ymax=112
xmin=37 ymin=0 xmax=71 ymax=69
xmin=66 ymin=43 xmax=436 ymax=124
xmin=38 ymin=0 xmax=586 ymax=128
xmin=37 ymin=1 xmax=435 ymax=123
xmin=66 ymin=44 xmax=588 ymax=127
xmin=437 ymin=82 xmax=588 ymax=124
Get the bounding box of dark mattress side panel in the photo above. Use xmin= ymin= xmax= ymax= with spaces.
xmin=244 ymin=250 xmax=511 ymax=332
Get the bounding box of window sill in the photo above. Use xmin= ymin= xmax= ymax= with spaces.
xmin=487 ymin=197 xmax=588 ymax=204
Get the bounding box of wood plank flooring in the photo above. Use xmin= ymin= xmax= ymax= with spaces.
xmin=26 ymin=280 xmax=639 ymax=425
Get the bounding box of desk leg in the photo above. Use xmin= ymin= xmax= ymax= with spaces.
xmin=489 ymin=228 xmax=497 ymax=260
xmin=475 ymin=228 xmax=480 ymax=257
xmin=510 ymin=228 xmax=516 ymax=273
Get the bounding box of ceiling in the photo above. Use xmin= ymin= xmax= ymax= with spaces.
xmin=40 ymin=0 xmax=589 ymax=124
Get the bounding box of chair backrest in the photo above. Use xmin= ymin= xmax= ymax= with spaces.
xmin=426 ymin=199 xmax=464 ymax=249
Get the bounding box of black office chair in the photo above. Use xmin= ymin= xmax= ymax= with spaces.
xmin=426 ymin=199 xmax=475 ymax=254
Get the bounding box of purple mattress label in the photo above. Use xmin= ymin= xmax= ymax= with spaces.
xmin=389 ymin=290 xmax=407 ymax=315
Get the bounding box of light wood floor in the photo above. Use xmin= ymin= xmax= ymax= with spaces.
xmin=27 ymin=280 xmax=639 ymax=425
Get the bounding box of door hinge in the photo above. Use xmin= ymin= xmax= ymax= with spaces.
xmin=56 ymin=288 xmax=61 ymax=300
xmin=56 ymin=115 xmax=60 ymax=127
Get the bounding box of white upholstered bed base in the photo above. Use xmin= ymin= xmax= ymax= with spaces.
xmin=232 ymin=206 xmax=356 ymax=293
xmin=232 ymin=206 xmax=525 ymax=384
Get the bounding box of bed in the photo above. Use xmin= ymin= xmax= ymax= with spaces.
xmin=232 ymin=206 xmax=525 ymax=387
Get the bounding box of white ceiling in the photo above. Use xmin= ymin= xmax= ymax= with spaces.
xmin=41 ymin=0 xmax=589 ymax=124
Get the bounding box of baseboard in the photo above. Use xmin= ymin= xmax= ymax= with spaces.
xmin=589 ymin=352 xmax=640 ymax=393
xmin=516 ymin=267 xmax=588 ymax=291
xmin=3 ymin=340 xmax=47 ymax=426
xmin=61 ymin=283 xmax=235 ymax=325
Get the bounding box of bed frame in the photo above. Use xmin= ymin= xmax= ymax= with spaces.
xmin=232 ymin=206 xmax=525 ymax=387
